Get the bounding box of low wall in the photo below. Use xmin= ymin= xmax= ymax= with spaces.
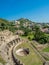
xmin=12 ymin=42 xmax=24 ymax=65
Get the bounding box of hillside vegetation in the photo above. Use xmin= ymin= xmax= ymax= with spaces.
xmin=0 ymin=18 xmax=49 ymax=44
xmin=0 ymin=18 xmax=17 ymax=32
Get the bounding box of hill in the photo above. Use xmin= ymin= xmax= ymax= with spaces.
xmin=17 ymin=18 xmax=32 ymax=23
xmin=17 ymin=18 xmax=34 ymax=25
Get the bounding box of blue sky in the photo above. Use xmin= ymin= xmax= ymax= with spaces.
xmin=0 ymin=0 xmax=49 ymax=22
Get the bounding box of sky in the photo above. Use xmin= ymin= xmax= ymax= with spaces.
xmin=0 ymin=0 xmax=49 ymax=23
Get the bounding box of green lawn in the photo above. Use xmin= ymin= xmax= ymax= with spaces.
xmin=45 ymin=33 xmax=49 ymax=36
xmin=27 ymin=34 xmax=34 ymax=40
xmin=42 ymin=46 xmax=49 ymax=52
xmin=15 ymin=43 xmax=43 ymax=65
xmin=0 ymin=55 xmax=6 ymax=64
xmin=20 ymin=33 xmax=34 ymax=40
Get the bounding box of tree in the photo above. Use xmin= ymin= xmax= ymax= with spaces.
xmin=34 ymin=25 xmax=48 ymax=44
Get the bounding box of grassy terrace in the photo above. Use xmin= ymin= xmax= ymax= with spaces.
xmin=0 ymin=55 xmax=6 ymax=64
xmin=42 ymin=46 xmax=49 ymax=52
xmin=20 ymin=33 xmax=34 ymax=41
xmin=15 ymin=43 xmax=43 ymax=65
